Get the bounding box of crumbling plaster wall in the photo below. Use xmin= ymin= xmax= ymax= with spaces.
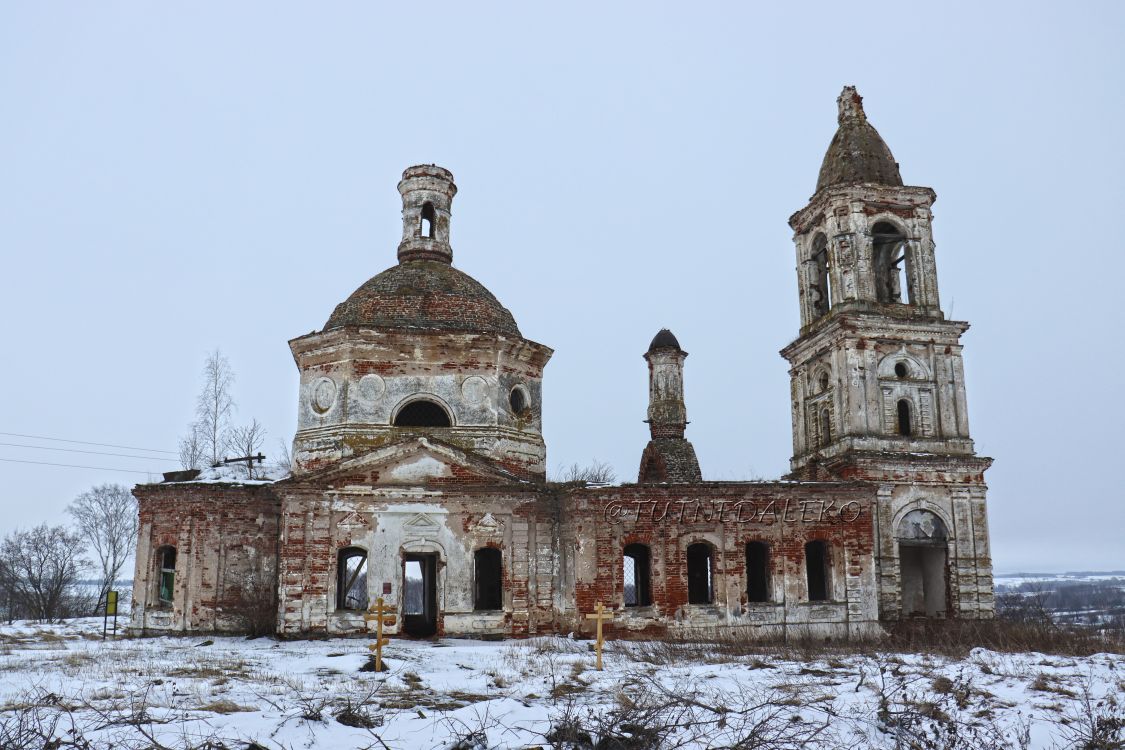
xmin=785 ymin=322 xmax=976 ymax=471
xmin=289 ymin=330 xmax=549 ymax=478
xmin=275 ymin=484 xmax=555 ymax=637
xmin=832 ymin=455 xmax=994 ymax=620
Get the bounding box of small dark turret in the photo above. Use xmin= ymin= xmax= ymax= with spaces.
xmin=638 ymin=329 xmax=702 ymax=483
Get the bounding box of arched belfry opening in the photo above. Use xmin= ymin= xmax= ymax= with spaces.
xmin=809 ymin=234 xmax=831 ymax=317
xmin=897 ymin=510 xmax=949 ymax=617
xmin=394 ymin=399 xmax=452 ymax=428
xmin=420 ymin=202 xmax=436 ymax=238
xmin=872 ymin=222 xmax=913 ymax=305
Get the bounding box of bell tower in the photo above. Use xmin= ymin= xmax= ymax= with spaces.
xmin=781 ymin=87 xmax=994 ymax=620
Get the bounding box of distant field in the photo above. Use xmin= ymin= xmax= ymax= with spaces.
xmin=995 ymin=572 xmax=1125 ymax=629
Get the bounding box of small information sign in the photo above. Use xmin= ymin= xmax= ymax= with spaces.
xmin=102 ymin=590 xmax=120 ymax=640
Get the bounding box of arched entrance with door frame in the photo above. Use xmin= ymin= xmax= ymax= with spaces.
xmin=897 ymin=509 xmax=950 ymax=617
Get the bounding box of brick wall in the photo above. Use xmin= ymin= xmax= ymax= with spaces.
xmin=561 ymin=482 xmax=881 ymax=639
xmin=130 ymin=482 xmax=279 ymax=633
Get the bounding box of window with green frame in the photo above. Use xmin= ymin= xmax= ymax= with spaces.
xmin=157 ymin=546 xmax=176 ymax=605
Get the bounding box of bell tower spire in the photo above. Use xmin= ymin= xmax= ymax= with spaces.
xmin=780 ymin=87 xmax=994 ymax=620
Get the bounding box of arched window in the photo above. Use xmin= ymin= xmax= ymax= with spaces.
xmin=819 ymin=407 xmax=832 ymax=446
xmin=420 ymin=202 xmax=436 ymax=238
xmin=817 ymin=370 xmax=830 ymax=393
xmin=336 ymin=547 xmax=368 ymax=611
xmin=805 ymin=541 xmax=830 ymax=601
xmin=745 ymin=542 xmax=770 ymax=603
xmin=156 ymin=546 xmax=176 ymax=605
xmin=872 ymin=222 xmax=913 ymax=304
xmin=810 ymin=234 xmax=831 ymax=317
xmin=474 ymin=548 xmax=503 ymax=610
xmin=509 ymin=386 xmax=529 ymax=415
xmin=686 ymin=543 xmax=713 ymax=604
xmin=394 ymin=399 xmax=452 ymax=427
xmin=623 ymin=544 xmax=652 ymax=607
xmin=897 ymin=399 xmax=913 ymax=436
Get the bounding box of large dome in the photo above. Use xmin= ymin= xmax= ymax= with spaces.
xmin=323 ymin=260 xmax=521 ymax=336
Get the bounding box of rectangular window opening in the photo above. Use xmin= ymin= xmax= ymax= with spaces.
xmin=157 ymin=547 xmax=176 ymax=606
xmin=805 ymin=541 xmax=830 ymax=602
xmin=473 ymin=548 xmax=503 ymax=611
xmin=746 ymin=542 xmax=770 ymax=603
xmin=336 ymin=548 xmax=369 ymax=611
xmin=623 ymin=544 xmax=652 ymax=607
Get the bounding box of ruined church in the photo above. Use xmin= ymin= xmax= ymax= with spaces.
xmin=130 ymin=88 xmax=994 ymax=639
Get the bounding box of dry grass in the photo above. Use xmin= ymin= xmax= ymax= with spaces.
xmin=604 ymin=617 xmax=1124 ymax=666
xmin=195 ymin=699 xmax=256 ymax=714
xmin=886 ymin=617 xmax=1124 ymax=657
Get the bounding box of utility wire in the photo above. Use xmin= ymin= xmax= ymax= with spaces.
xmin=0 ymin=441 xmax=171 ymax=461
xmin=0 ymin=431 xmax=177 ymax=455
xmin=0 ymin=457 xmax=161 ymax=475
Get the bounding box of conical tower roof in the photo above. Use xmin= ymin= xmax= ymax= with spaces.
xmin=816 ymin=86 xmax=903 ymax=192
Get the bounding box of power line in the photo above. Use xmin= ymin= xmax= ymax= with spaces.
xmin=0 ymin=457 xmax=161 ymax=475
xmin=0 ymin=441 xmax=172 ymax=461
xmin=0 ymin=431 xmax=177 ymax=455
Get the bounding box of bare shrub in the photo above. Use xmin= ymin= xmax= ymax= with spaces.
xmin=224 ymin=576 xmax=277 ymax=637
xmin=227 ymin=419 xmax=267 ymax=478
xmin=870 ymin=665 xmax=1033 ymax=750
xmin=0 ymin=685 xmax=244 ymax=749
xmin=178 ymin=421 xmax=207 ymax=471
xmin=542 ymin=672 xmax=836 ymax=750
xmin=1050 ymin=676 xmax=1125 ymax=750
xmin=552 ymin=460 xmax=617 ymax=484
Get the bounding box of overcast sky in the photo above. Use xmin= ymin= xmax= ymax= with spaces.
xmin=1 ymin=2 xmax=1122 ymax=573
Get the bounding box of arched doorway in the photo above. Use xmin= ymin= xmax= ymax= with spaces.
xmin=897 ymin=509 xmax=949 ymax=617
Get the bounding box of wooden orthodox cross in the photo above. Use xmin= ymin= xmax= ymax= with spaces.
xmin=363 ymin=596 xmax=396 ymax=672
xmin=584 ymin=600 xmax=614 ymax=670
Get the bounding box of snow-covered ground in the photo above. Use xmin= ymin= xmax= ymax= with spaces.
xmin=0 ymin=619 xmax=1120 ymax=749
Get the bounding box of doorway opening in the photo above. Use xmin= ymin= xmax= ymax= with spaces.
xmin=899 ymin=545 xmax=947 ymax=616
xmin=897 ymin=509 xmax=949 ymax=617
xmin=402 ymin=553 xmax=438 ymax=636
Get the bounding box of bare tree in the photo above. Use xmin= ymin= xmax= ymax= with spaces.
xmin=228 ymin=418 xmax=267 ymax=478
xmin=67 ymin=484 xmax=138 ymax=608
xmin=177 ymin=421 xmax=206 ymax=470
xmin=0 ymin=525 xmax=87 ymax=622
xmin=554 ymin=459 xmax=617 ymax=484
xmin=195 ymin=349 xmax=235 ymax=466
xmin=274 ymin=437 xmax=293 ymax=475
